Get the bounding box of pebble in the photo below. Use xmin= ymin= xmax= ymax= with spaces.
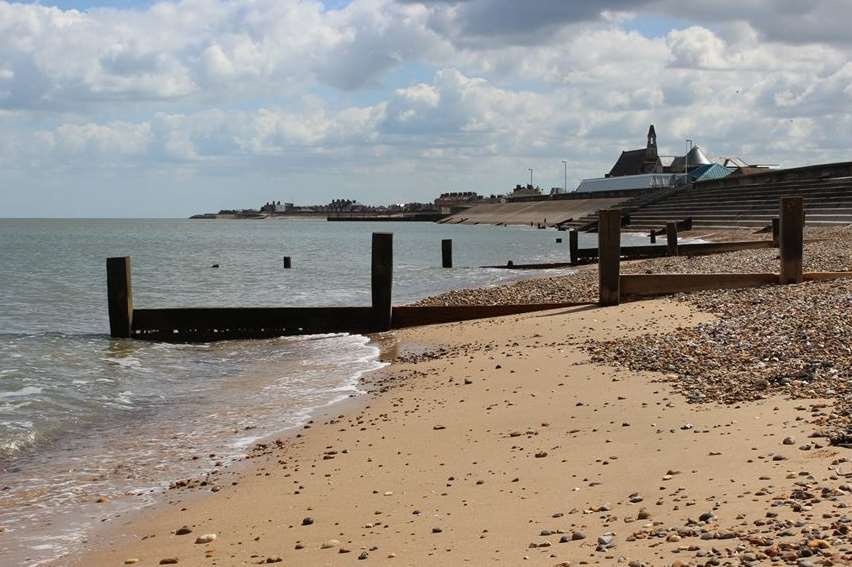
xmin=301 ymin=517 xmax=314 ymax=526
xmin=194 ymin=534 xmax=216 ymax=544
xmin=159 ymin=560 xmax=178 ymax=565
xmin=321 ymin=539 xmax=340 ymax=549
xmin=597 ymin=534 xmax=614 ymax=546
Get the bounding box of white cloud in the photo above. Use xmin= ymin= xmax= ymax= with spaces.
xmin=0 ymin=0 xmax=437 ymax=107
xmin=37 ymin=121 xmax=152 ymax=157
xmin=1 ymin=0 xmax=851 ymax=215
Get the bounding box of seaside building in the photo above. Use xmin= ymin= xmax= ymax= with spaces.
xmin=687 ymin=163 xmax=732 ymax=183
xmin=434 ymin=192 xmax=481 ymax=207
xmin=507 ymin=184 xmax=543 ymax=199
xmin=576 ymin=173 xmax=680 ymax=193
xmin=259 ymin=200 xmax=294 ymax=213
xmin=606 ymin=125 xmax=663 ymax=177
xmin=575 ymin=124 xmax=765 ymax=193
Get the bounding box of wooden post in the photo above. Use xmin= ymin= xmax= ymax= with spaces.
xmin=771 ymin=218 xmax=780 ymax=247
xmin=569 ymin=229 xmax=579 ymax=266
xmin=441 ymin=239 xmax=452 ymax=268
xmin=371 ymin=233 xmax=393 ymax=331
xmin=780 ymin=197 xmax=804 ymax=284
xmin=283 ymin=256 xmax=292 ymax=269
xmin=107 ymin=257 xmax=133 ymax=338
xmin=666 ymin=222 xmax=679 ymax=256
xmin=598 ymin=210 xmax=621 ymax=306
xmin=649 ymin=229 xmax=656 ymax=244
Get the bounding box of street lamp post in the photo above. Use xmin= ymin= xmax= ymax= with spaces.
xmin=562 ymin=160 xmax=568 ymax=193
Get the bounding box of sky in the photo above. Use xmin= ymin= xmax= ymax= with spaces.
xmin=1 ymin=0 xmax=851 ymax=217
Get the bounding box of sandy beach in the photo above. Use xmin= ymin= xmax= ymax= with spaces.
xmin=64 ymin=245 xmax=850 ymax=567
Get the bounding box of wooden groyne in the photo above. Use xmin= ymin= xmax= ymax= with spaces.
xmin=572 ymin=238 xmax=779 ymax=264
xmin=481 ymin=227 xmax=783 ymax=270
xmin=596 ymin=196 xmax=852 ymax=303
xmin=107 ymin=201 xmax=848 ymax=342
xmin=107 ymin=233 xmax=590 ymax=342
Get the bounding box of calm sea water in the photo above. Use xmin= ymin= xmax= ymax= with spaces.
xmin=0 ymin=219 xmax=644 ymax=565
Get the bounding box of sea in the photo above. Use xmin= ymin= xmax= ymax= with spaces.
xmin=0 ymin=218 xmax=650 ymax=565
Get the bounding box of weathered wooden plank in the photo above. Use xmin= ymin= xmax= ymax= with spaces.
xmin=132 ymin=302 xmax=608 ymax=341
xmin=621 ymin=270 xmax=852 ymax=297
xmin=802 ymin=271 xmax=852 ymax=282
xmin=679 ymin=240 xmax=774 ymax=255
xmin=391 ymin=303 xmax=594 ymax=328
xmin=132 ymin=306 xmax=377 ymax=341
xmin=598 ymin=210 xmax=621 ymax=306
xmin=441 ymin=239 xmax=452 ymax=268
xmin=106 ymin=257 xmax=133 ymax=338
xmin=479 ymin=262 xmax=574 ymax=270
xmin=371 ymin=233 xmax=393 ymax=331
xmin=569 ymin=229 xmax=579 ymax=265
xmin=576 ymin=240 xmax=775 ymax=262
xmin=575 ymin=244 xmax=666 ymax=261
xmin=620 ymin=273 xmax=779 ymax=297
xmin=780 ymin=197 xmax=804 ymax=284
xmin=666 ymin=222 xmax=679 ymax=256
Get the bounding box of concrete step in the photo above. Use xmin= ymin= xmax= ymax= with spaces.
xmin=692 ymin=181 xmax=852 ymax=192
xmin=649 ymin=197 xmax=852 ymax=207
xmin=660 ymin=193 xmax=852 ymax=207
xmin=636 ymin=208 xmax=852 ymax=218
xmin=688 ymin=183 xmax=852 ymax=195
xmin=630 ymin=212 xmax=852 ymax=223
xmin=629 ymin=215 xmax=852 ymax=225
xmin=631 ymin=210 xmax=852 ymax=219
xmin=656 ymin=199 xmax=852 ymax=211
xmin=690 ymin=181 xmax=852 ymax=197
xmin=690 ymin=218 xmax=852 ymax=227
xmin=670 ymin=182 xmax=852 ymax=194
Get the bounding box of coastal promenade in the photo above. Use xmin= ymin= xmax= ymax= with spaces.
xmin=69 ymin=227 xmax=850 ymax=567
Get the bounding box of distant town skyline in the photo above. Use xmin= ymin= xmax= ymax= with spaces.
xmin=2 ymin=0 xmax=851 ymax=217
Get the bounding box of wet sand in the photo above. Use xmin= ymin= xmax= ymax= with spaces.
xmin=64 ymin=297 xmax=850 ymax=566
